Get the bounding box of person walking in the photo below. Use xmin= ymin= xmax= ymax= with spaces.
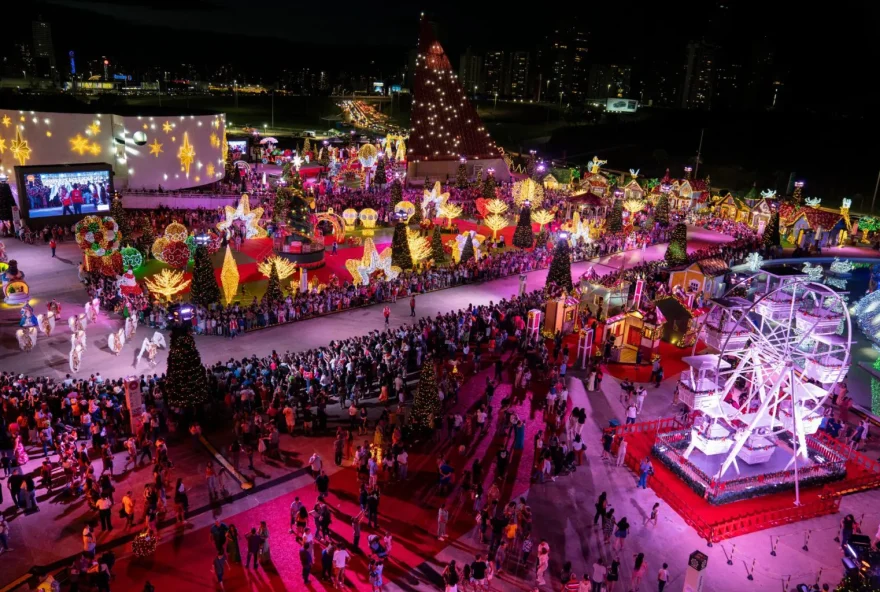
xmin=300 ymin=543 xmax=314 ymax=584
xmin=616 ymin=437 xmax=628 ymax=467
xmin=638 ymin=458 xmax=652 ymax=489
xmin=657 ymin=563 xmax=669 ymax=592
xmin=613 ymin=517 xmax=630 ymax=551
xmin=437 ymin=503 xmax=449 ymax=540
xmin=625 ymin=402 xmax=638 ymax=425
xmin=535 ymin=547 xmax=549 ymax=585
xmin=590 ymin=558 xmax=607 ymax=592
xmin=410 ymin=295 xmax=416 ymax=317
xmin=122 ymin=490 xmax=136 ymax=529
xmin=631 ymin=553 xmax=648 ymax=592
xmin=213 ymin=551 xmax=229 ymax=591
xmin=0 ymin=515 xmax=10 ymax=554
xmin=97 ymin=493 xmax=113 ymax=531
xmin=49 ymin=238 xmax=57 ymax=257
xmin=245 ymin=527 xmax=264 ymax=569
xmin=644 ymin=503 xmax=660 ymax=527
xmin=593 ymin=492 xmax=607 ymax=526
xmin=383 ymin=306 xmax=391 ymax=325
xmin=333 ymin=544 xmax=350 ymax=588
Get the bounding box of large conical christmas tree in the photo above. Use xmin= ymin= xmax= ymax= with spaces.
xmin=607 ymin=199 xmax=623 ymax=232
xmin=762 ymin=211 xmax=781 ymax=249
xmin=109 ymin=194 xmax=130 ymax=237
xmin=302 ymin=137 xmax=312 ymax=155
xmin=482 ymin=172 xmax=497 ymax=199
xmin=374 ymin=157 xmax=388 ymax=186
xmin=664 ymin=223 xmax=688 ymax=267
xmin=410 ymin=202 xmax=423 ymax=226
xmin=655 ymin=194 xmax=670 ymax=227
xmin=546 ymin=237 xmax=573 ymax=291
xmin=512 ymin=206 xmax=534 ymax=249
xmin=390 ymin=179 xmax=403 ymax=205
xmin=460 ymin=233 xmax=476 ymax=263
xmin=391 ymin=221 xmax=413 ymax=270
xmin=411 ymin=358 xmax=441 ymax=432
xmin=456 ymin=161 xmax=468 ymax=189
xmin=165 ymin=326 xmax=209 ymax=408
xmin=319 ymin=146 xmax=330 ymax=168
xmin=264 ymin=261 xmax=284 ymax=305
xmin=277 ymin=169 xmax=311 ymax=235
xmin=430 ymin=226 xmax=447 ymax=263
xmin=0 ymin=181 xmax=16 ymax=223
xmin=190 ymin=245 xmax=221 ymax=306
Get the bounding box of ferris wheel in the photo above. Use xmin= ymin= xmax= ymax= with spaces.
xmin=678 ymin=271 xmax=851 ymax=481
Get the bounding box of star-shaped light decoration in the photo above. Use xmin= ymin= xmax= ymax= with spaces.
xmin=70 ymin=134 xmax=90 ymax=155
xmin=1 ymin=115 xmax=10 ymax=128
xmin=162 ymin=121 xmax=172 ymax=133
xmin=88 ymin=143 xmax=101 ymax=156
xmin=87 ymin=122 xmax=101 ymax=136
xmin=206 ymin=163 xmax=216 ymax=177
xmin=177 ymin=132 xmax=195 ymax=177
xmin=0 ymin=137 xmax=6 ymax=154
xmin=345 ymin=238 xmax=401 ymax=286
xmin=210 ymin=133 xmax=220 ymax=148
xmin=10 ymin=128 xmax=31 ymax=165
xmin=420 ymin=181 xmax=449 ymax=218
xmin=149 ymin=139 xmax=164 ymax=157
xmin=292 ymin=155 xmax=304 ymax=171
xmin=216 ymin=194 xmax=267 ymax=239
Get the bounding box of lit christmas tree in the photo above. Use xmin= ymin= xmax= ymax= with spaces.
xmin=512 ymin=206 xmax=535 ymax=249
xmin=390 ymin=178 xmax=403 ymax=205
xmin=535 ymin=228 xmax=549 ymax=249
xmin=664 ymin=223 xmax=688 ymax=267
xmin=319 ymin=146 xmax=330 ymax=168
xmin=526 ymin=153 xmax=537 ymax=179
xmin=165 ymin=325 xmax=209 ymax=408
xmin=460 ymin=233 xmax=476 ymax=263
xmin=834 ymin=572 xmax=874 ymax=592
xmin=411 ymin=357 xmax=441 ymax=431
xmin=456 ymin=160 xmax=468 ymax=189
xmin=190 ymin=245 xmax=221 ymax=306
xmin=109 ymin=194 xmax=129 ymax=237
xmin=264 ymin=260 xmax=284 ymax=305
xmin=607 ymin=199 xmax=623 ymax=232
xmin=654 ymin=193 xmax=670 ymax=227
xmin=302 ymin=137 xmax=312 ymax=155
xmin=276 ymin=172 xmax=311 ymax=235
xmin=482 ymin=171 xmax=498 ymax=199
xmin=473 ymin=169 xmax=483 ymax=193
xmin=762 ymin=211 xmax=781 ymax=249
xmin=137 ymin=219 xmax=155 ymax=261
xmin=374 ymin=157 xmax=388 ymax=186
xmin=546 ymin=236 xmax=573 ymax=291
xmin=430 ymin=226 xmax=447 ymax=263
xmin=391 ymin=220 xmax=413 ymax=270
xmin=410 ymin=201 xmax=424 ymax=226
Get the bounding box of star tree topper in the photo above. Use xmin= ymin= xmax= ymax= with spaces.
xmin=216 ymin=194 xmax=267 ymax=239
xmin=345 ymin=238 xmax=402 ymax=286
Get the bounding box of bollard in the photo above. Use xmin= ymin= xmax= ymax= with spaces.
xmin=815 ymin=567 xmax=823 ymax=588
xmin=728 ymin=544 xmax=736 ymax=565
xmin=747 ymin=558 xmax=756 ymax=581
xmin=783 ymin=575 xmax=791 ymax=592
xmin=771 ymin=536 xmax=779 ymax=557
xmin=803 ymin=530 xmax=811 ymax=552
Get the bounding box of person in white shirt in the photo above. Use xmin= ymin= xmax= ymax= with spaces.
xmin=658 ymin=563 xmax=669 ymax=592
xmin=333 ymin=545 xmax=350 ymax=587
xmin=625 ymin=404 xmax=638 ymax=425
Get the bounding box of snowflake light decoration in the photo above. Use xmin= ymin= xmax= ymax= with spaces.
xmin=745 ymin=252 xmax=764 ymax=272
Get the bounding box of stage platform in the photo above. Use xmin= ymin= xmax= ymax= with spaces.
xmin=610 ymin=418 xmax=880 ymax=543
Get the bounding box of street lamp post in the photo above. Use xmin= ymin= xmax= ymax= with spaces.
xmin=494 ymin=91 xmax=498 ymax=111
xmin=271 ymin=90 xmax=274 ymax=129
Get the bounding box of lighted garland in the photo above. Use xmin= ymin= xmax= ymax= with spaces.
xmin=121 ymin=246 xmax=144 ymax=270
xmin=74 ymin=216 xmax=121 ymax=257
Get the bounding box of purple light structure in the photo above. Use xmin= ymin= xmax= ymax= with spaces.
xmin=487 ymin=167 xmax=495 ymax=175
xmin=794 ymin=180 xmax=805 ymax=189
xmin=537 ymin=163 xmax=546 ymax=173
xmin=684 ymin=166 xmax=693 ymax=173
xmin=613 ymin=188 xmax=624 ymax=199
xmin=460 ymin=156 xmax=467 ymax=164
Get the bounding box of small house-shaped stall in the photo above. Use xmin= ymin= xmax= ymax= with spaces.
xmin=749 ymin=199 xmax=773 ymax=234
xmin=579 ymin=272 xmax=631 ymax=320
xmin=623 ymin=178 xmax=645 ymax=201
xmin=604 ymin=305 xmax=665 ymax=363
xmin=569 ymin=191 xmax=608 ymax=219
xmin=542 ymin=174 xmax=560 ymax=190
xmin=668 ymin=258 xmax=730 ymax=300
xmin=712 ymin=193 xmax=749 ymax=221
xmin=582 ymin=173 xmax=610 ymax=198
xmin=779 ymin=204 xmax=851 ymax=248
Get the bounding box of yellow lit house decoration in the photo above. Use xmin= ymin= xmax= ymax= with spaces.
xmin=11 ymin=128 xmax=31 ymax=166
xmin=221 ymin=246 xmax=240 ymax=304
xmin=216 ymin=194 xmax=267 ymax=239
xmin=345 ymin=238 xmax=402 ymax=285
xmin=258 ymin=255 xmax=297 ymax=280
xmin=143 ymin=269 xmax=191 ymax=302
xmin=177 ymin=132 xmax=196 ymax=177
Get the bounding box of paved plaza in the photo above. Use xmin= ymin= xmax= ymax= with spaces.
xmin=1 ymin=227 xmax=879 ymax=592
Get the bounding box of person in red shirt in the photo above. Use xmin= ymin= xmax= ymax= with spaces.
xmin=70 ymin=184 xmax=84 ymax=214
xmin=383 ymin=306 xmax=390 ymax=325
xmin=49 ymin=238 xmax=57 ymax=257
xmin=61 ymin=187 xmax=74 ymax=216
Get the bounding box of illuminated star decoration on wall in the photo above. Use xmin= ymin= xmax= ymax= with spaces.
xmin=206 ymin=163 xmax=216 ymax=177
xmin=149 ymin=139 xmax=164 ymax=157
xmin=70 ymin=134 xmax=90 ymax=155
xmin=345 ymin=238 xmax=402 ymax=286
xmin=1 ymin=115 xmax=10 ymax=128
xmin=177 ymin=132 xmax=195 ymax=177
xmin=0 ymin=137 xmax=6 ymax=154
xmin=210 ymin=133 xmax=220 ymax=148
xmin=162 ymin=121 xmax=172 ymax=133
xmin=88 ymin=122 xmax=101 ymax=136
xmin=216 ymin=193 xmax=267 ymax=239
xmin=11 ymin=128 xmax=31 ymax=165
xmin=89 ymin=143 xmax=101 ymax=156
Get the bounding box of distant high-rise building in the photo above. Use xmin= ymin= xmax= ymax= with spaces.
xmin=31 ymin=18 xmax=57 ymax=79
xmin=640 ymin=57 xmax=678 ymax=107
xmin=483 ymin=50 xmax=506 ymax=96
xmin=506 ymin=51 xmax=530 ymax=99
xmin=681 ymin=41 xmax=715 ymax=110
xmin=542 ymin=19 xmax=589 ymax=101
xmin=588 ymin=64 xmax=631 ymax=99
xmin=459 ymin=47 xmax=483 ymax=95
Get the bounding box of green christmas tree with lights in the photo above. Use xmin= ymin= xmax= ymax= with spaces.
xmin=607 ymin=199 xmax=623 ymax=232
xmin=390 ymin=179 xmax=403 ymax=205
xmin=655 ymin=193 xmax=670 ymax=227
xmin=165 ymin=326 xmax=209 ymax=408
xmin=411 ymin=358 xmax=441 ymax=432
xmin=374 ymin=157 xmax=387 ymax=186
xmin=482 ymin=172 xmax=497 ymax=199
xmin=109 ymin=194 xmax=129 ymax=238
xmin=834 ymin=572 xmax=874 ymax=592
xmin=512 ymin=206 xmax=534 ymax=249
xmin=762 ymin=211 xmax=781 ymax=249
xmin=460 ymin=233 xmax=476 ymax=263
xmin=391 ymin=221 xmax=413 ymax=270
xmin=137 ymin=219 xmax=155 ymax=261
xmin=431 ymin=226 xmax=447 ymax=263
xmin=319 ymin=146 xmax=330 ymax=168
xmin=190 ymin=245 xmax=221 ymax=306
xmin=302 ymin=137 xmax=312 ymax=155
xmin=264 ymin=261 xmax=284 ymax=305
xmin=664 ymin=223 xmax=689 ymax=267
xmin=456 ymin=161 xmax=468 ymax=189
xmin=276 ymin=169 xmax=311 ymax=234
xmin=546 ymin=237 xmax=573 ymax=291
xmin=473 ymin=169 xmax=483 ymax=193
xmin=410 ymin=203 xmax=424 ymax=226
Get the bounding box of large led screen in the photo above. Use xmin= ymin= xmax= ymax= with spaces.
xmin=16 ymin=164 xmax=113 ymax=219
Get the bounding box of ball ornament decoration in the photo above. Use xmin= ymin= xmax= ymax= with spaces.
xmin=121 ymin=246 xmax=144 ymax=269
xmin=164 ymin=222 xmax=188 ymax=243
xmin=152 ymin=237 xmax=169 ymax=261
xmin=74 ymin=216 xmax=121 ymax=257
xmin=162 ymin=241 xmax=191 ymax=269
xmin=132 ymin=131 xmax=148 ymax=146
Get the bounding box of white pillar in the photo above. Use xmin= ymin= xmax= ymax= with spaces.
xmin=683 ymin=550 xmax=709 ymax=591
xmin=300 ymin=268 xmax=309 ymax=293
xmin=518 ymin=274 xmax=527 ymax=297
xmin=577 ymin=328 xmax=594 ymax=369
